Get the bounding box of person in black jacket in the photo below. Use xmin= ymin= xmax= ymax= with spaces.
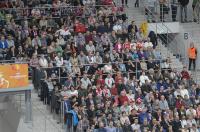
xmin=148 ymin=31 xmax=158 ymax=49
xmin=122 ymin=119 xmax=133 ymax=132
xmin=171 ymin=115 xmax=182 ymax=132
xmin=128 ymin=21 xmax=138 ymax=33
xmin=178 ymin=0 xmax=189 ymax=22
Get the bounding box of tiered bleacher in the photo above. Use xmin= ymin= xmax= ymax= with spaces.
xmin=0 ymin=0 xmax=199 ymax=132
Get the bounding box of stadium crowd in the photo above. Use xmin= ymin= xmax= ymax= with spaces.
xmin=0 ymin=0 xmax=200 ymax=132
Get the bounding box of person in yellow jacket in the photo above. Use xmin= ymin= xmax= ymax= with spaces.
xmin=188 ymin=42 xmax=197 ymax=70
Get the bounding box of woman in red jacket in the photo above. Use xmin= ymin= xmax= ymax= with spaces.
xmin=119 ymin=90 xmax=129 ymax=105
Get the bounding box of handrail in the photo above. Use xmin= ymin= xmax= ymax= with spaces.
xmin=0 ymin=5 xmax=116 ymax=10
xmin=140 ymin=1 xmax=186 ymax=65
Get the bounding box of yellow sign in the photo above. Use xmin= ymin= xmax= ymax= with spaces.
xmin=0 ymin=64 xmax=29 ymax=89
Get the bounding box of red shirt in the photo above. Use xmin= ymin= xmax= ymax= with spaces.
xmin=115 ymin=43 xmax=122 ymax=53
xmin=85 ymin=34 xmax=93 ymax=44
xmin=175 ymin=100 xmax=185 ymax=109
xmin=111 ymin=86 xmax=118 ymax=96
xmin=119 ymin=95 xmax=129 ymax=105
xmin=115 ymin=76 xmax=124 ymax=85
xmin=96 ymin=79 xmax=105 ymax=86
xmin=96 ymin=88 xmax=103 ymax=97
xmin=123 ymin=42 xmax=131 ymax=50
xmin=181 ymin=70 xmax=190 ymax=80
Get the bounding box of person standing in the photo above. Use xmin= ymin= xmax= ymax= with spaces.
xmin=193 ymin=0 xmax=200 ymax=23
xmin=171 ymin=0 xmax=178 ymax=21
xmin=188 ymin=42 xmax=197 ymax=71
xmin=121 ymin=0 xmax=128 ymax=7
xmin=135 ymin=0 xmax=139 ymax=7
xmin=159 ymin=0 xmax=168 ymax=22
xmin=145 ymin=0 xmax=157 ymax=22
xmin=178 ymin=0 xmax=189 ymax=23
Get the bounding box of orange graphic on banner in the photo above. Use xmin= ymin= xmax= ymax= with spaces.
xmin=0 ymin=64 xmax=29 ymax=89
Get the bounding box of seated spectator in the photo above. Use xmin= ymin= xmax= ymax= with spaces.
xmin=6 ymin=35 xmax=14 ymax=48
xmin=159 ymin=95 xmax=169 ymax=111
xmin=38 ymin=54 xmax=48 ymax=68
xmin=136 ymin=28 xmax=145 ymax=41
xmin=181 ymin=66 xmax=190 ymax=80
xmin=3 ymin=2 xmax=200 ymax=131
xmin=86 ymin=41 xmax=95 ymax=54
xmin=139 ymin=71 xmax=150 ymax=86
xmin=0 ymin=35 xmax=8 ymax=49
xmin=140 ymin=57 xmax=147 ymax=71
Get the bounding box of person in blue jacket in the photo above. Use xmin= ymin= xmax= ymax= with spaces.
xmin=0 ymin=35 xmax=8 ymax=49
xmin=138 ymin=108 xmax=151 ymax=124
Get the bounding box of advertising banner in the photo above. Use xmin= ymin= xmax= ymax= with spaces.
xmin=0 ymin=64 xmax=29 ymax=89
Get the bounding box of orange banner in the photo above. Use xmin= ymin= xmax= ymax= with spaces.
xmin=0 ymin=64 xmax=29 ymax=89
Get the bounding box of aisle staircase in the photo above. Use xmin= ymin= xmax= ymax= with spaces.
xmin=156 ymin=42 xmax=184 ymax=71
xmin=123 ymin=0 xmax=185 ymax=71
xmin=180 ymin=22 xmax=200 ymax=83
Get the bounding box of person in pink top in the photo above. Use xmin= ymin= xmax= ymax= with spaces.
xmin=115 ymin=39 xmax=123 ymax=53
xmin=123 ymin=38 xmax=131 ymax=50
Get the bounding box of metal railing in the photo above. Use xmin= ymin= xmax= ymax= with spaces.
xmin=14 ymin=93 xmax=64 ymax=132
xmin=138 ymin=0 xmax=187 ymax=64
xmin=0 ymin=4 xmax=122 ymax=22
xmin=140 ymin=0 xmax=200 ymax=23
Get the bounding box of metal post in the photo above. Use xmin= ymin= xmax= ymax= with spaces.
xmin=136 ymin=61 xmax=138 ymax=79
xmin=159 ymin=58 xmax=162 ymax=71
xmin=44 ymin=115 xmax=47 ymax=132
xmin=61 ymin=101 xmax=65 ymax=128
xmin=167 ymin=29 xmax=169 ymax=57
xmin=20 ymin=94 xmax=22 ymax=110
xmin=198 ymin=5 xmax=200 ymax=24
xmin=60 ymin=101 xmax=62 ymax=124
xmin=24 ymin=90 xmax=32 ymax=123
xmin=71 ymin=115 xmax=74 ymax=132
xmin=161 ymin=4 xmax=164 ymax=23
xmin=59 ymin=67 xmax=61 ymax=83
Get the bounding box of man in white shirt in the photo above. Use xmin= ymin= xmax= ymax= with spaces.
xmin=139 ymin=71 xmax=150 ymax=86
xmin=180 ymin=85 xmax=189 ymax=98
xmin=159 ymin=95 xmax=169 ymax=110
xmin=39 ymin=54 xmax=48 ymax=68
xmin=186 ymin=105 xmax=197 ymax=118
xmin=113 ymin=21 xmax=122 ymax=32
xmin=56 ymin=25 xmax=71 ymax=37
xmin=86 ymin=41 xmax=95 ymax=53
xmin=86 ymin=52 xmax=95 ymax=64
xmin=81 ymin=74 xmax=91 ymax=89
xmin=6 ymin=35 xmax=14 ymax=48
xmin=105 ymin=74 xmax=115 ymax=88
